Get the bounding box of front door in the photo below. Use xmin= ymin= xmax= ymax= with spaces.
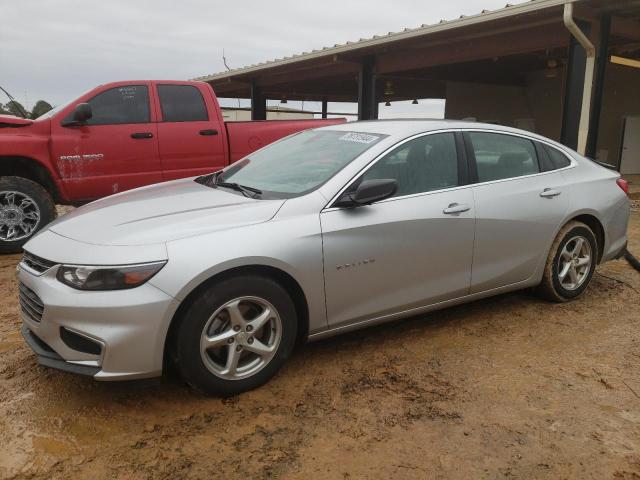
xmin=321 ymin=132 xmax=475 ymax=328
xmin=50 ymin=83 xmax=162 ymax=201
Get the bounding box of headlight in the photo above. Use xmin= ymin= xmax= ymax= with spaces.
xmin=56 ymin=261 xmax=166 ymax=291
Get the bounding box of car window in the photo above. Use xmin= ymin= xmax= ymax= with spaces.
xmin=468 ymin=132 xmax=539 ymax=182
xmin=83 ymin=85 xmax=150 ymax=125
xmin=359 ymin=133 xmax=458 ymax=197
xmin=543 ymin=144 xmax=571 ymax=170
xmin=158 ymin=85 xmax=208 ymax=122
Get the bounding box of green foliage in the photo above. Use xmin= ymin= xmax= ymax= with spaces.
xmin=30 ymin=100 xmax=53 ymax=119
xmin=0 ymin=99 xmax=54 ymax=119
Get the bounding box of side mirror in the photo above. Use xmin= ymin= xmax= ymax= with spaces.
xmin=334 ymin=179 xmax=397 ymax=208
xmin=61 ymin=103 xmax=92 ymax=126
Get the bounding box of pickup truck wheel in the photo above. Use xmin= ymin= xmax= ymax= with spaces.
xmin=175 ymin=275 xmax=298 ymax=396
xmin=0 ymin=176 xmax=56 ymax=254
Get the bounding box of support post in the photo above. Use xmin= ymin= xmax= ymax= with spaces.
xmin=321 ymin=97 xmax=328 ymax=119
xmin=585 ymin=14 xmax=611 ymax=160
xmin=251 ymin=84 xmax=266 ymax=120
xmin=561 ymin=4 xmax=595 ymax=154
xmin=358 ymin=56 xmax=377 ymax=120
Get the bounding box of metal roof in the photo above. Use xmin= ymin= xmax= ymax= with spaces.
xmin=195 ymin=0 xmax=577 ymax=82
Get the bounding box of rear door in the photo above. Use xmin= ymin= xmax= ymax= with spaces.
xmin=50 ymin=83 xmax=162 ymax=200
xmin=155 ymin=83 xmax=226 ymax=180
xmin=321 ymin=131 xmax=475 ymax=328
xmin=464 ymin=131 xmax=570 ymax=293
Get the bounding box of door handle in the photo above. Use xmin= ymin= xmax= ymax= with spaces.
xmin=199 ymin=129 xmax=218 ymax=136
xmin=130 ymin=132 xmax=153 ymax=139
xmin=443 ymin=203 xmax=471 ymax=214
xmin=540 ymin=188 xmax=561 ymax=198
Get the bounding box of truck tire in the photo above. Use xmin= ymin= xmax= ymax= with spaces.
xmin=0 ymin=176 xmax=56 ymax=254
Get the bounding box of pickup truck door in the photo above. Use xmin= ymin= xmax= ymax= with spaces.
xmin=50 ymin=83 xmax=162 ymax=201
xmin=154 ymin=83 xmax=227 ymax=181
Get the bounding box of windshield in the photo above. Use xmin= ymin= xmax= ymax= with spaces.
xmin=216 ymin=130 xmax=386 ymax=198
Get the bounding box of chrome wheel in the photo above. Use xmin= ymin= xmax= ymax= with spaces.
xmin=557 ymin=235 xmax=592 ymax=291
xmin=0 ymin=191 xmax=40 ymax=242
xmin=200 ymin=296 xmax=282 ymax=380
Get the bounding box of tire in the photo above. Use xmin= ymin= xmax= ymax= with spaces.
xmin=537 ymin=221 xmax=598 ymax=302
xmin=0 ymin=176 xmax=56 ymax=254
xmin=174 ymin=275 xmax=298 ymax=396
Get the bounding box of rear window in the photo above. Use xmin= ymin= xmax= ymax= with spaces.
xmin=468 ymin=132 xmax=539 ymax=182
xmin=158 ymin=84 xmax=208 ymax=122
xmin=543 ymin=144 xmax=571 ymax=170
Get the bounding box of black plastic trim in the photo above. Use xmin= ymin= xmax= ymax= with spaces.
xmin=21 ymin=326 xmax=100 ymax=377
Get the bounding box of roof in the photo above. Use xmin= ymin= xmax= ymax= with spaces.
xmin=195 ymin=0 xmax=574 ymax=83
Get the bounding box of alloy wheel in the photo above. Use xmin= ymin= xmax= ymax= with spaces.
xmin=0 ymin=191 xmax=41 ymax=242
xmin=199 ymin=296 xmax=282 ymax=380
xmin=557 ymin=235 xmax=592 ymax=291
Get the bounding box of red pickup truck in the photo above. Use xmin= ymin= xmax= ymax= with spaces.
xmin=0 ymin=80 xmax=343 ymax=252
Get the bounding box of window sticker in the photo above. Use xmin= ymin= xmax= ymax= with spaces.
xmin=339 ymin=132 xmax=380 ymax=144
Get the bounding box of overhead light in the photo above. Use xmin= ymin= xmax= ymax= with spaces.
xmin=412 ymin=99 xmax=419 ymax=105
xmin=383 ymin=81 xmax=395 ymax=96
xmin=385 ymin=101 xmax=391 ymax=107
xmin=544 ymin=58 xmax=558 ymax=78
xmin=280 ymin=96 xmax=288 ymax=104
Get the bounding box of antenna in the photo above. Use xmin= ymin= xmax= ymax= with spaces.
xmin=0 ymin=85 xmax=29 ymax=118
xmin=222 ymin=49 xmax=241 ymax=109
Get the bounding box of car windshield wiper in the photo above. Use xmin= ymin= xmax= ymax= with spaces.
xmin=215 ymin=180 xmax=262 ymax=198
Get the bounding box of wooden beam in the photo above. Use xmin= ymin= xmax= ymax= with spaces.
xmin=610 ymin=16 xmax=640 ymax=41
xmin=377 ymin=23 xmax=569 ymax=74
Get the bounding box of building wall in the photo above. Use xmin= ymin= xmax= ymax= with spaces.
xmin=444 ymin=70 xmax=564 ymax=140
xmin=221 ymin=109 xmax=314 ymax=121
xmin=596 ymin=63 xmax=640 ymax=166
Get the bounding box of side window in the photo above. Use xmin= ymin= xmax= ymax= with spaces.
xmin=468 ymin=132 xmax=539 ymax=182
xmin=158 ymin=85 xmax=208 ymax=122
xmin=83 ymin=85 xmax=149 ymax=125
xmin=360 ymin=132 xmax=458 ymax=197
xmin=543 ymin=144 xmax=571 ymax=170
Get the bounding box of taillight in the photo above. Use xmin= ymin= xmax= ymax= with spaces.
xmin=616 ymin=178 xmax=629 ymax=195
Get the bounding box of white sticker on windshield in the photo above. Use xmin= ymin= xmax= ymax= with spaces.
xmin=339 ymin=132 xmax=380 ymax=144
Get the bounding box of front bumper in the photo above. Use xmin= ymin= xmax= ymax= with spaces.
xmin=18 ymin=261 xmax=180 ymax=381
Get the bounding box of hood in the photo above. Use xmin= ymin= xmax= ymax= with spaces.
xmin=0 ymin=114 xmax=33 ymax=127
xmin=48 ymin=178 xmax=285 ymax=246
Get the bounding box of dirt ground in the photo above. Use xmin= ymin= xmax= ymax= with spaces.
xmin=0 ymin=207 xmax=639 ymax=480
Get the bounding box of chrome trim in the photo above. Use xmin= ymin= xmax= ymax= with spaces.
xmin=62 ymin=326 xmax=106 ymax=364
xmin=323 ymin=127 xmax=577 ymax=212
xmin=18 ymin=282 xmax=45 ymax=322
xmin=20 ymin=251 xmax=57 ymax=276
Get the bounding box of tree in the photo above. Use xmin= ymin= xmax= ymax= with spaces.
xmin=30 ymin=100 xmax=53 ymax=119
xmin=4 ymin=100 xmax=28 ymax=118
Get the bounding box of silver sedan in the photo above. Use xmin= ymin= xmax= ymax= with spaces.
xmin=18 ymin=121 xmax=630 ymax=395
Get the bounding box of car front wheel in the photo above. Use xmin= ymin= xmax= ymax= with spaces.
xmin=537 ymin=220 xmax=598 ymax=302
xmin=174 ymin=275 xmax=298 ymax=396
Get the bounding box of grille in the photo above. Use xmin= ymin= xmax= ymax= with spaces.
xmin=19 ymin=282 xmax=45 ymax=323
xmin=21 ymin=251 xmax=56 ymax=274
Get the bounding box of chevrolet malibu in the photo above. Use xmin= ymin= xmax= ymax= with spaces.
xmin=18 ymin=121 xmax=630 ymax=395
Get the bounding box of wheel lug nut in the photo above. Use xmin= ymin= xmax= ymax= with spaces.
xmin=233 ymin=325 xmax=241 ymax=332
xmin=247 ymin=337 xmax=254 ymax=344
xmin=236 ymin=345 xmax=242 ymax=352
xmin=246 ymin=325 xmax=253 ymax=332
xmin=227 ymin=338 xmax=234 ymax=344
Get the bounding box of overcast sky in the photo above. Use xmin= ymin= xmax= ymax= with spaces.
xmin=1 ymin=0 xmax=527 ymax=118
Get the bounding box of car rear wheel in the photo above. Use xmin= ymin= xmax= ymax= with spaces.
xmin=0 ymin=176 xmax=56 ymax=254
xmin=537 ymin=221 xmax=597 ymax=302
xmin=174 ymin=275 xmax=298 ymax=396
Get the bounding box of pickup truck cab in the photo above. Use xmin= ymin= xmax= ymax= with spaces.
xmin=0 ymin=80 xmax=343 ymax=252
